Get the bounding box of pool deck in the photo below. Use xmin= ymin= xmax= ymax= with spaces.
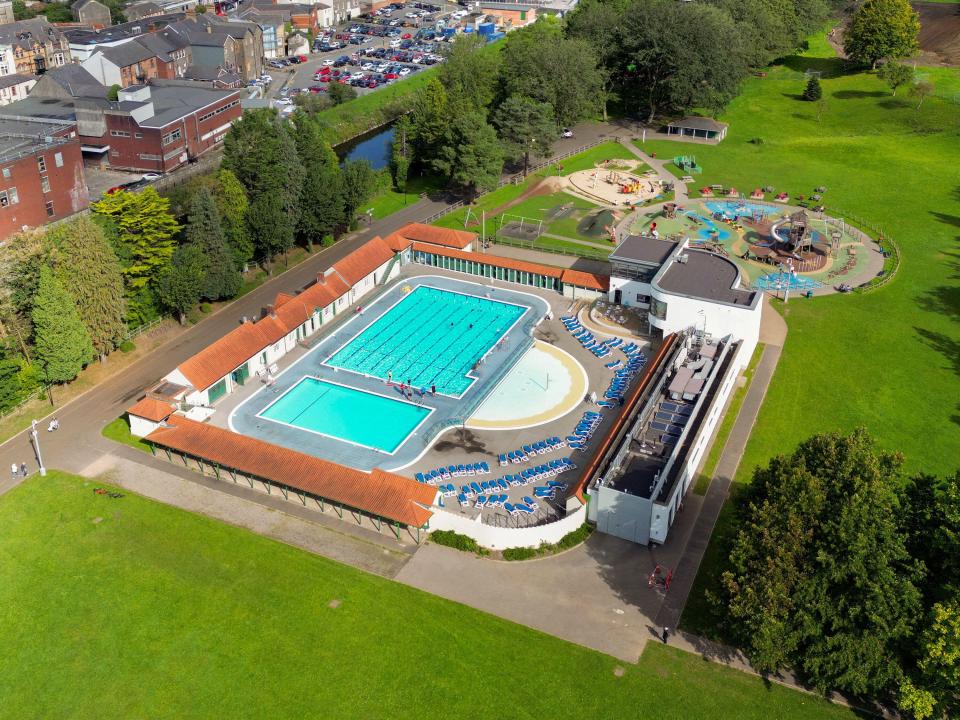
xmin=225 ymin=273 xmax=552 ymax=472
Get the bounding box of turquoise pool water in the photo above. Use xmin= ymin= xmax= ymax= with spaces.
xmin=704 ymin=200 xmax=779 ymax=219
xmin=327 ymin=286 xmax=526 ymax=396
xmin=258 ymin=377 xmax=431 ymax=452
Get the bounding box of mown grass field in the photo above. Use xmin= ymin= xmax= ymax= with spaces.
xmin=640 ymin=33 xmax=960 ymax=634
xmin=0 ymin=471 xmax=858 ymax=719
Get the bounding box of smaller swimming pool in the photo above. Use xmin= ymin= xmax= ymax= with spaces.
xmin=258 ymin=377 xmax=431 ymax=453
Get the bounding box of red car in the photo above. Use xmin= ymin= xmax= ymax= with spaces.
xmin=402 ymin=33 xmax=412 ymax=39
xmin=383 ymin=71 xmax=398 ymax=79
xmin=317 ymin=65 xmax=331 ymax=73
xmin=309 ymin=85 xmax=327 ymax=93
xmin=297 ymin=54 xmax=308 ymax=62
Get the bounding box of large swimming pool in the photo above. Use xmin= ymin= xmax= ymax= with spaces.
xmin=258 ymin=377 xmax=431 ymax=453
xmin=327 ymin=286 xmax=526 ymax=396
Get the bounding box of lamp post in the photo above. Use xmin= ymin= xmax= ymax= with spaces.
xmin=30 ymin=419 xmax=46 ymax=477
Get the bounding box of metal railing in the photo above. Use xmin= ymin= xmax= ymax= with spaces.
xmin=123 ymin=316 xmax=166 ymax=342
xmin=821 ymin=205 xmax=901 ymax=293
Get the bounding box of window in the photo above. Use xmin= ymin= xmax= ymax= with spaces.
xmin=45 ymin=200 xmax=54 ymax=217
xmin=110 ymin=130 xmax=131 ymax=138
xmin=54 ymin=152 xmax=63 ymax=168
xmin=650 ymin=297 xmax=667 ymax=320
xmin=134 ymin=132 xmax=143 ymax=139
xmin=161 ymin=128 xmax=182 ymax=146
xmin=40 ymin=176 xmax=50 ymax=193
xmin=0 ymin=190 xmax=8 ymax=207
xmin=37 ymin=156 xmax=45 ymax=172
xmin=1 ymin=168 xmax=9 ymax=178
xmin=8 ymin=188 xmax=18 ymax=205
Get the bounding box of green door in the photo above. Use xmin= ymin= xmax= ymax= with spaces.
xmin=231 ymin=365 xmax=249 ymax=387
xmin=208 ymin=378 xmax=227 ymax=403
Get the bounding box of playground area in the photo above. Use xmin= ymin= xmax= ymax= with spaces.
xmin=631 ymin=198 xmax=875 ymax=286
xmin=567 ymin=158 xmax=667 ymax=207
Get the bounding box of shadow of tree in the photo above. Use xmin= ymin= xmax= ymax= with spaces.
xmin=777 ymin=55 xmax=851 ymax=78
xmin=831 ymin=89 xmax=887 ymax=99
xmin=433 ymin=427 xmax=488 ymax=454
xmin=914 ymin=328 xmax=960 ymax=427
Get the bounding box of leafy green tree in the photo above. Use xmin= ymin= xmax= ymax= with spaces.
xmin=223 ymin=109 xmax=304 ymax=265
xmin=409 ymin=78 xmax=449 ymax=165
xmin=293 ymin=92 xmax=332 ymax=113
xmin=91 ymin=187 xmax=180 ymax=291
xmin=42 ymin=3 xmax=73 ymax=21
xmin=156 ymin=244 xmax=206 ymax=325
xmin=106 ymin=84 xmax=120 ymax=101
xmin=31 ymin=266 xmax=93 ymax=384
xmin=878 ymin=62 xmax=915 ymax=96
xmin=910 ymin=80 xmax=934 ymax=111
xmin=185 ymin=188 xmax=239 ymax=301
xmin=803 ymin=75 xmax=822 ymax=101
xmin=213 ymin=169 xmax=254 ymax=271
xmin=294 ymin=113 xmax=345 ymax=247
xmin=900 ymin=602 xmax=960 ymax=720
xmin=12 ymin=0 xmax=37 ymax=19
xmin=47 ymin=216 xmax=126 ymax=362
xmin=720 ymin=429 xmax=922 ymax=697
xmin=439 ymin=34 xmax=501 ymax=114
xmin=341 ymin=160 xmax=378 ymax=223
xmin=327 ymin=82 xmax=357 ymax=106
xmin=432 ymin=112 xmax=503 ymax=199
xmin=390 ymin=115 xmax=413 ymax=194
xmin=845 ymin=0 xmax=920 ymax=68
xmin=564 ymin=0 xmax=628 ymax=119
xmin=493 ymin=95 xmax=558 ymax=175
xmin=500 ymin=20 xmax=604 ymax=127
xmin=903 ymin=472 xmax=960 ymax=605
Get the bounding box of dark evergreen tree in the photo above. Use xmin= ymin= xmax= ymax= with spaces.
xmin=185 ymin=187 xmax=240 ymax=301
xmin=31 ymin=266 xmax=93 ymax=383
xmin=294 ymin=113 xmax=346 ymax=246
xmin=803 ymin=75 xmax=823 ymax=101
xmin=156 ymin=244 xmax=206 ymax=325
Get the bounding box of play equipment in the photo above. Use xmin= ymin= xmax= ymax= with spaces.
xmin=663 ymin=202 xmax=677 ymax=219
xmin=673 ymin=155 xmax=702 ymax=174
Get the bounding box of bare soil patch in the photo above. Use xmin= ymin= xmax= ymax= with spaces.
xmin=914 ymin=2 xmax=960 ymax=66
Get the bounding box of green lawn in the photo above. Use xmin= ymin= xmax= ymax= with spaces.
xmin=364 ymin=175 xmax=444 ymax=220
xmin=101 ymin=416 xmax=151 ymax=454
xmin=539 ymin=140 xmax=638 ymax=177
xmin=0 ymin=471 xmax=858 ymax=719
xmin=638 ymin=35 xmax=960 ymax=634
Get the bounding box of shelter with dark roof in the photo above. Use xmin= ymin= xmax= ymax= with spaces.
xmin=665 ymin=116 xmax=728 ymax=142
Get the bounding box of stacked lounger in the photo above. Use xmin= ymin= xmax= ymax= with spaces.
xmin=560 ymin=316 xmax=611 ymax=359
xmin=417 ymin=461 xmax=491 ymax=484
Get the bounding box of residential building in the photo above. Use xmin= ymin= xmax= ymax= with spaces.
xmin=29 ymin=63 xmax=106 ymax=99
xmin=82 ymin=41 xmax=168 ymax=86
xmin=166 ymin=16 xmax=263 ymax=81
xmin=233 ymin=8 xmax=286 ymax=58
xmin=123 ymin=1 xmax=164 ymax=20
xmin=5 ymin=76 xmax=242 ymax=172
xmin=0 ymin=19 xmax=71 ymax=75
xmin=0 ymin=115 xmax=88 ymax=240
xmin=71 ymin=0 xmax=112 ymax=28
xmin=64 ymin=13 xmax=187 ymax=62
xmin=0 ymin=73 xmax=37 ymax=105
xmin=0 ymin=0 xmax=15 ymax=25
xmin=182 ymin=63 xmax=242 ymax=87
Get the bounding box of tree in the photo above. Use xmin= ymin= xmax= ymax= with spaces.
xmin=803 ymin=75 xmax=822 ymax=101
xmin=42 ymin=2 xmax=73 ymax=21
xmin=719 ymin=429 xmax=922 ymax=697
xmin=47 ymin=216 xmax=126 ymax=362
xmin=390 ymin=115 xmax=413 ymax=194
xmin=222 ymin=109 xmax=303 ymax=265
xmin=185 ymin=188 xmax=239 ymax=301
xmin=12 ymin=0 xmax=37 ymax=19
xmin=903 ymin=472 xmax=960 ymax=606
xmin=500 ymin=20 xmax=604 ymax=126
xmin=91 ymin=188 xmax=180 ymax=292
xmin=621 ymin=0 xmax=748 ymax=122
xmin=409 ymin=78 xmax=449 ymax=165
xmin=31 ymin=266 xmax=93 ymax=384
xmin=493 ymin=95 xmax=558 ymax=175
xmin=845 ymin=0 xmax=920 ymax=68
xmin=910 ymin=80 xmax=934 ymax=111
xmin=106 ymin=84 xmax=120 ymax=101
xmin=294 ymin=113 xmax=345 ymax=247
xmin=213 ymin=169 xmax=254 ymax=271
xmin=293 ymin=93 xmax=332 ymax=114
xmin=439 ymin=33 xmax=501 ymax=114
xmin=327 ymin=82 xmax=357 ymax=106
xmin=340 ymin=160 xmax=378 ymax=223
xmin=432 ymin=112 xmax=504 ymax=199
xmin=564 ymin=0 xmax=628 ymax=119
xmin=156 ymin=244 xmax=206 ymax=325
xmin=879 ymin=62 xmax=915 ymax=96
xmin=900 ymin=602 xmax=960 ymax=719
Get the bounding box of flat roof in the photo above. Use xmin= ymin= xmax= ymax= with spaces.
xmin=609 ymin=234 xmax=677 ymax=266
xmin=657 ymin=250 xmax=757 ymax=306
xmin=666 ymin=116 xmax=728 ymax=132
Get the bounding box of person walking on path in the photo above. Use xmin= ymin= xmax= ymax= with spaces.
xmin=19 ymin=462 xmax=27 ymax=478
xmin=10 ymin=463 xmax=17 ymax=481
xmin=662 ymin=626 xmax=670 ymax=644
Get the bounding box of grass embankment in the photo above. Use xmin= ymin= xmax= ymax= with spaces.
xmin=0 ymin=471 xmax=857 ymax=719
xmin=636 ymin=33 xmax=960 ymax=634
xmin=363 ymin=174 xmax=444 ymax=220
xmin=692 ymin=345 xmax=764 ymax=495
xmin=101 ymin=417 xmax=151 ymax=454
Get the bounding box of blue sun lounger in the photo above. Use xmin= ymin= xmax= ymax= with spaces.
xmin=480 ymin=461 xmax=490 ymax=474
xmin=499 ymin=453 xmax=508 ymax=466
xmin=415 ymin=472 xmax=425 ymax=483
xmin=470 ymin=481 xmax=482 ymax=495
xmin=458 ymin=493 xmax=470 ymax=506
xmin=522 ymin=496 xmax=539 ymax=510
xmin=475 ymin=495 xmax=486 ymax=509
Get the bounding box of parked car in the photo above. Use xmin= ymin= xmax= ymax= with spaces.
xmin=560 ymin=128 xmax=574 ymax=138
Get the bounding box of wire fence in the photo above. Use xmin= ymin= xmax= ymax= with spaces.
xmin=821 ymin=205 xmax=901 ymax=293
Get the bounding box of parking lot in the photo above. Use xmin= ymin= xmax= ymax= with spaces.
xmin=263 ymin=1 xmax=467 ymax=105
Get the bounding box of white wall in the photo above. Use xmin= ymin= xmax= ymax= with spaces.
xmin=81 ymin=53 xmax=121 ymax=86
xmin=130 ymin=414 xmax=161 ymax=438
xmin=649 ymin=288 xmax=760 ymax=358
xmin=563 ymin=285 xmax=603 ymax=301
xmin=428 ymin=503 xmax=587 ymax=550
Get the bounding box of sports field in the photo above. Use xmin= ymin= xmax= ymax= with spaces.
xmin=639 ymin=32 xmax=960 ymax=634
xmin=0 ymin=472 xmax=856 ymax=719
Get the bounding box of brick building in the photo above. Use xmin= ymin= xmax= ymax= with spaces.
xmin=0 ymin=116 xmax=89 ymax=240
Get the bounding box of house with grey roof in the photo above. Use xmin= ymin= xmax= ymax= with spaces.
xmin=0 ymin=19 xmax=72 ymax=75
xmin=72 ymin=0 xmax=112 ymax=28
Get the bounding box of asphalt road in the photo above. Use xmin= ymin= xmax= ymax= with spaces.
xmin=0 ymin=120 xmax=628 ymax=480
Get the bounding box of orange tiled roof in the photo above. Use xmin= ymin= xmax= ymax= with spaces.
xmin=127 ymin=396 xmax=176 ymax=422
xmin=146 ymin=417 xmax=436 ymax=527
xmin=330 ymin=236 xmax=395 ymax=286
xmin=388 ymin=223 xmax=477 ymax=250
xmin=560 ymin=268 xmax=610 ymax=292
xmin=176 ymin=316 xmax=288 ymax=391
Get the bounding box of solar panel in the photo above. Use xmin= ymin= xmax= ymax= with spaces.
xmin=660 ymin=434 xmax=678 ymax=444
xmin=651 ymin=420 xmax=670 ymax=432
xmin=661 ymin=402 xmax=681 ymax=413
xmin=675 ymin=405 xmax=693 ymax=416
xmin=666 ymin=424 xmax=684 ymax=436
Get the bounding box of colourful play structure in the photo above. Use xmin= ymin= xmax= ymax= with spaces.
xmin=673 ymin=155 xmax=702 ymax=174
